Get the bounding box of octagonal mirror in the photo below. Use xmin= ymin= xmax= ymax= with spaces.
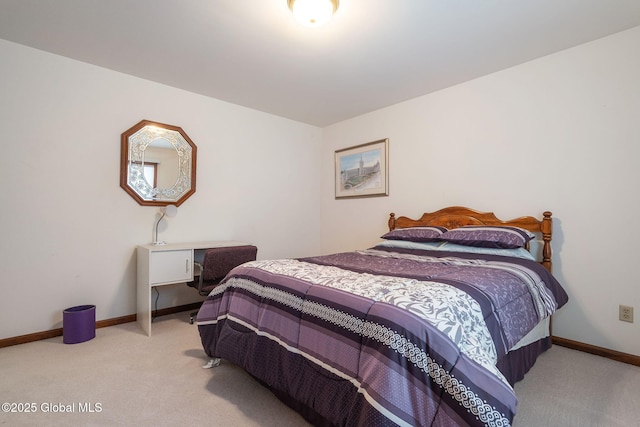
xmin=120 ymin=120 xmax=197 ymax=206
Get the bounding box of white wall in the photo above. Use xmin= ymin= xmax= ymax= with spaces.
xmin=321 ymin=27 xmax=640 ymax=356
xmin=0 ymin=40 xmax=323 ymax=339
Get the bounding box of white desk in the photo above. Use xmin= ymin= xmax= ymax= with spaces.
xmin=136 ymin=240 xmax=250 ymax=336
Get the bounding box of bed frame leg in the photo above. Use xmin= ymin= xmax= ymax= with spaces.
xmin=202 ymin=358 xmax=221 ymax=369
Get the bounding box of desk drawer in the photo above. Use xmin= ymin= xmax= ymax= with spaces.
xmin=149 ymin=249 xmax=193 ymax=284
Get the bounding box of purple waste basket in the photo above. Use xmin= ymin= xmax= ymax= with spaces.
xmin=63 ymin=305 xmax=96 ymax=344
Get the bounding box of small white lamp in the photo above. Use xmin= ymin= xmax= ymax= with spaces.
xmin=288 ymin=0 xmax=339 ymax=28
xmin=152 ymin=204 xmax=178 ymax=245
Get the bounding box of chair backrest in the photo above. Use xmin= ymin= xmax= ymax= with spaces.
xmin=192 ymin=245 xmax=258 ymax=295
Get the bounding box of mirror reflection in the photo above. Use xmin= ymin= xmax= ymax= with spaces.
xmin=143 ymin=140 xmax=180 ymax=189
xmin=120 ymin=120 xmax=197 ymax=206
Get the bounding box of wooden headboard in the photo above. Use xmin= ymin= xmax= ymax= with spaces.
xmin=388 ymin=206 xmax=553 ymax=272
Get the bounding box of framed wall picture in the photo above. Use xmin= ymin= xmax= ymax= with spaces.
xmin=335 ymin=138 xmax=389 ymax=199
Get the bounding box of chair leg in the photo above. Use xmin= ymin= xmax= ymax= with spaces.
xmin=189 ymin=311 xmax=198 ymax=324
xmin=190 ymin=262 xmax=204 ymax=325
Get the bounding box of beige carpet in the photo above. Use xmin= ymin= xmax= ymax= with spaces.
xmin=1 ymin=313 xmax=638 ymax=426
xmin=513 ymin=340 xmax=640 ymax=427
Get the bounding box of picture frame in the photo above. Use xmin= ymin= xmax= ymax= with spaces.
xmin=335 ymin=138 xmax=389 ymax=199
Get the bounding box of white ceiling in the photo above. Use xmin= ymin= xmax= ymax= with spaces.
xmin=1 ymin=0 xmax=640 ymax=126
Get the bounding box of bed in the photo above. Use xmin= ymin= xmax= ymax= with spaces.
xmin=197 ymin=206 xmax=568 ymax=426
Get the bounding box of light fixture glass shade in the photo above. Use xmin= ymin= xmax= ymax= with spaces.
xmin=288 ymin=0 xmax=338 ymax=28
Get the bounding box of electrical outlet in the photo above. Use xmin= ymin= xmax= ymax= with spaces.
xmin=619 ymin=305 xmax=634 ymax=323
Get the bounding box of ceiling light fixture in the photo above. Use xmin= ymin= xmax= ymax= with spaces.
xmin=288 ymin=0 xmax=339 ymax=28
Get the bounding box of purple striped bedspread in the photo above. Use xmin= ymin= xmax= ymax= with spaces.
xmin=197 ymin=246 xmax=568 ymax=426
